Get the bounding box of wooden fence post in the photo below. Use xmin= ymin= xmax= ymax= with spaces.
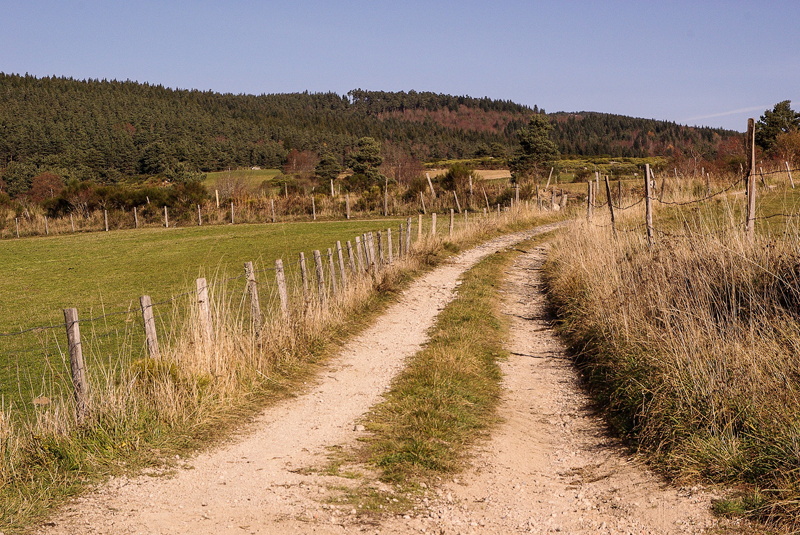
xmin=197 ymin=204 xmax=202 ymax=226
xmin=313 ymin=250 xmax=326 ymax=303
xmin=299 ymin=252 xmax=310 ymax=306
xmin=164 ymin=206 xmax=169 ymax=228
xmin=406 ymin=217 xmax=412 ymax=252
xmin=328 ymin=248 xmax=338 ymax=295
xmin=71 ymin=213 xmax=76 ymax=232
xmin=15 ymin=217 xmax=19 ymax=238
xmin=346 ymin=241 xmax=356 ymax=274
xmin=587 ymin=181 xmax=593 ymax=221
xmin=346 ymin=193 xmax=351 ymax=219
xmin=104 ymin=210 xmax=109 ymax=232
xmin=645 ymin=163 xmax=654 ymax=248
xmin=231 ymin=201 xmax=235 ymax=224
xmin=464 ymin=210 xmax=468 ymax=226
xmin=245 ymin=262 xmax=262 ymax=330
xmin=418 ymin=214 xmax=422 ymax=241
xmin=377 ymin=231 xmax=384 ymax=266
xmin=271 ymin=198 xmax=276 ymax=223
xmin=355 ymin=236 xmax=365 ymax=273
xmin=536 ymin=184 xmax=541 ymax=210
xmin=746 ymin=118 xmax=757 ymax=240
xmin=64 ymin=308 xmax=89 ymax=426
xmin=551 ymin=189 xmax=556 ymax=211
xmin=431 ymin=212 xmax=437 ymax=236
xmin=786 ymin=161 xmax=795 ymax=189
xmin=330 ymin=179 xmax=335 ymax=197
xmin=215 ymin=189 xmax=219 ymax=208
xmin=384 ymin=177 xmax=389 ymax=216
xmin=561 ymin=190 xmax=568 ymax=208
xmin=605 ymin=175 xmax=616 ymax=236
xmin=449 ymin=209 xmax=454 ymax=236
xmin=312 ymin=195 xmax=316 ymax=221
xmin=196 ymin=278 xmax=214 ymax=343
xmin=45 ymin=216 xmax=49 ymax=235
xmin=275 ymin=259 xmax=289 ymax=319
xmin=140 ymin=295 xmax=160 ymax=359
xmin=367 ymin=232 xmax=377 ymax=270
xmin=386 ymin=229 xmax=393 ymax=264
xmin=361 ymin=234 xmax=371 ymax=268
xmin=336 ymin=241 xmax=347 ymax=288
xmin=420 ymin=192 xmax=426 ymax=214
xmin=453 ymin=191 xmax=462 ymax=214
xmin=133 ymin=207 xmax=138 ymax=229
xmin=399 ymin=223 xmax=405 ymax=257
xmin=482 ymin=187 xmax=490 ymax=212
xmin=515 ymin=183 xmax=520 ymax=206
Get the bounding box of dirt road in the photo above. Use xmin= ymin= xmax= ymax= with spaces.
xmin=38 ymin=227 xmax=732 ymax=535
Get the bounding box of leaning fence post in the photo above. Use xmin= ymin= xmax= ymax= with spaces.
xmin=786 ymin=161 xmax=795 ymax=189
xmin=453 ymin=191 xmax=462 ymax=214
xmin=336 ymin=241 xmax=348 ymax=288
xmin=63 ymin=308 xmax=89 ymax=426
xmin=245 ymin=262 xmax=262 ymax=330
xmin=313 ymin=250 xmax=326 ymax=303
xmin=299 ymin=252 xmax=310 ymax=306
xmin=420 ymin=191 xmax=426 ymax=214
xmin=328 ymin=248 xmax=339 ymax=295
xmin=196 ymin=278 xmax=214 ymax=343
xmin=275 ymin=259 xmax=289 ymax=319
xmin=140 ymin=295 xmax=160 ymax=359
xmin=645 ymin=164 xmax=654 ymax=248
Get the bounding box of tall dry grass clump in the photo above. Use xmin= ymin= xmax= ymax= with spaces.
xmin=544 ymin=189 xmax=800 ymax=526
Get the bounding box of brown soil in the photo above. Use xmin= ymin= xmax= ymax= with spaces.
xmin=36 ymin=228 xmax=749 ymax=535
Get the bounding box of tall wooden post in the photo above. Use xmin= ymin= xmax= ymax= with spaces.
xmin=312 ymin=195 xmax=316 ymax=221
xmin=420 ymin=191 xmax=426 ymax=214
xmin=245 ymin=262 xmax=262 ymax=330
xmin=140 ymin=295 xmax=160 ymax=359
xmin=197 ymin=204 xmax=202 ymax=226
xmin=45 ymin=216 xmax=49 ymax=235
xmin=196 ymin=278 xmax=213 ymax=343
xmin=346 ymin=193 xmax=351 ymax=219
xmin=104 ymin=210 xmax=109 ymax=232
xmin=376 ymin=231 xmax=384 ymax=266
xmin=645 ymin=164 xmax=654 ymax=248
xmin=271 ymin=198 xmax=276 ymax=223
xmin=449 ymin=209 xmax=454 ymax=236
xmin=355 ymin=236 xmax=365 ymax=273
xmin=605 ymin=175 xmax=616 ymax=236
xmin=275 ymin=259 xmax=289 ymax=319
xmin=313 ymin=250 xmax=326 ymax=303
xmin=299 ymin=252 xmax=310 ymax=306
xmin=386 ymin=229 xmax=393 ymax=264
xmin=64 ymin=308 xmax=89 ymax=426
xmin=426 ymin=172 xmax=437 ymax=198
xmin=336 ymin=241 xmax=347 ymax=288
xmin=482 ymin=187 xmax=490 ymax=212
xmin=786 ymin=161 xmax=795 ymax=189
xmin=406 ymin=217 xmax=412 ymax=251
xmin=587 ymin=181 xmax=593 ymax=221
xmin=384 ymin=177 xmax=389 ymax=216
xmin=453 ymin=191 xmax=462 ymax=214
xmin=15 ymin=217 xmax=19 ymax=238
xmin=347 ymin=241 xmax=356 ymax=274
xmin=746 ymin=118 xmax=757 ymax=240
xmin=71 ymin=212 xmax=76 ymax=232
xmin=215 ymin=189 xmax=219 ymax=208
xmin=418 ymin=214 xmax=423 ymax=241
xmin=328 ymin=248 xmax=338 ymax=295
xmin=164 ymin=206 xmax=169 ymax=228
xmin=231 ymin=201 xmax=235 ymax=224
xmin=330 ymin=179 xmax=335 ymax=197
xmin=431 ymin=213 xmax=437 ymax=236
xmin=133 ymin=207 xmax=138 ymax=229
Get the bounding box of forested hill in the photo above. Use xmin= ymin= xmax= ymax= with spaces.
xmin=0 ymin=73 xmax=736 ymax=193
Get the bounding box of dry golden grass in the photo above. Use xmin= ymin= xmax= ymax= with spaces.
xmin=544 ymin=177 xmax=800 ymax=529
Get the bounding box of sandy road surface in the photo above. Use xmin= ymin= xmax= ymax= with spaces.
xmin=39 ymin=224 xmax=562 ymax=535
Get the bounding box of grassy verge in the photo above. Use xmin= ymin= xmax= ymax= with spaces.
xmin=0 ymin=207 xmax=564 ymax=533
xmin=542 ymin=179 xmax=800 ymax=531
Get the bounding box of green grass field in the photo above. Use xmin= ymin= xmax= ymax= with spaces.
xmin=0 ymin=218 xmax=409 ymax=415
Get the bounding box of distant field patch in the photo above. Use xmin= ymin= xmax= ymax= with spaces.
xmin=203 ymin=168 xmax=282 ymax=192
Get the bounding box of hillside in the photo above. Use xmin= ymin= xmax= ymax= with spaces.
xmin=0 ymin=73 xmax=738 ymax=196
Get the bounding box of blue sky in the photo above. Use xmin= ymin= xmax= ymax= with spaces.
xmin=2 ymin=1 xmax=797 ymax=131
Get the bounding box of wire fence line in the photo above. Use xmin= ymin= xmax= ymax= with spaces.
xmin=1 ymin=208 xmax=527 ymax=419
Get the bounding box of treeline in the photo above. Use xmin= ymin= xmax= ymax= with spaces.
xmin=0 ymin=73 xmax=738 ymax=198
